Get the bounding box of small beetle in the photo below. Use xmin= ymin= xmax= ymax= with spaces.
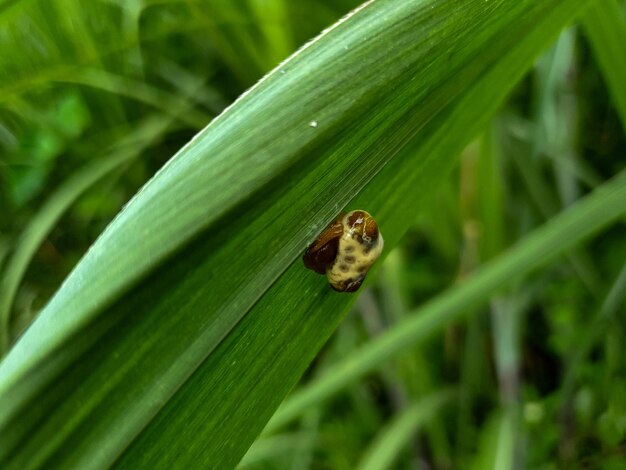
xmin=303 ymin=210 xmax=384 ymax=292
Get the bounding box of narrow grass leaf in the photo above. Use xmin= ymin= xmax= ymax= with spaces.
xmin=0 ymin=115 xmax=180 ymax=352
xmin=582 ymin=0 xmax=626 ymax=132
xmin=356 ymin=391 xmax=455 ymax=470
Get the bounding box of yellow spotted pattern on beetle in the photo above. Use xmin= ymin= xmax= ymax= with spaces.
xmin=303 ymin=210 xmax=384 ymax=293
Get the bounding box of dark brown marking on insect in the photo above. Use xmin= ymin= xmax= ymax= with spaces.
xmin=347 ymin=210 xmax=366 ymax=227
xmin=303 ymin=214 xmax=346 ymax=274
xmin=347 ymin=211 xmax=366 ymax=243
xmin=347 ymin=210 xmax=380 ymax=246
xmin=303 ymin=237 xmax=339 ymax=274
xmin=330 ymin=275 xmax=365 ymax=293
xmin=344 ymin=255 xmax=355 ymax=264
xmin=339 ymin=264 xmax=349 ymax=273
xmin=364 ymin=218 xmax=379 ymax=242
xmin=344 ymin=245 xmax=354 ymax=253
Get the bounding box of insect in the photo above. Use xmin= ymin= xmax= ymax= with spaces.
xmin=303 ymin=210 xmax=384 ymax=292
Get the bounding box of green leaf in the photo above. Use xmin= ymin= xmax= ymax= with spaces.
xmin=356 ymin=391 xmax=455 ymax=470
xmin=583 ymin=0 xmax=626 ymax=132
xmin=470 ymin=411 xmax=515 ymax=470
xmin=0 ymin=0 xmax=594 ymax=468
xmin=238 ymin=433 xmax=310 ymax=468
xmin=0 ymin=112 xmax=196 ymax=352
xmin=0 ymin=150 xmax=133 ymax=349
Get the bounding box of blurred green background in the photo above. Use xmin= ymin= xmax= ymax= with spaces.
xmin=1 ymin=0 xmax=625 ymax=468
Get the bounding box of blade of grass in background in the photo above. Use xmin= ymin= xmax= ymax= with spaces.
xmin=561 ymin=260 xmax=626 ymax=398
xmin=492 ymin=410 xmax=517 ymax=470
xmin=0 ymin=116 xmax=170 ymax=351
xmin=0 ymin=86 xmax=212 ymax=352
xmin=0 ymin=0 xmax=597 ymax=468
xmin=0 ymin=151 xmax=135 ymax=349
xmin=356 ymin=391 xmax=455 ymax=470
xmin=377 ymin=250 xmax=452 ymax=467
xmin=582 ymin=0 xmax=626 ymax=132
xmin=238 ymin=433 xmax=311 ymax=468
xmin=59 ymin=68 xmax=210 ymax=129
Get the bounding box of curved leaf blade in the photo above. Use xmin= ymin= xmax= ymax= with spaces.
xmin=0 ymin=0 xmax=594 ymax=468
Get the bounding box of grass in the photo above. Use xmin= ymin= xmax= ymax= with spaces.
xmin=0 ymin=0 xmax=625 ymax=468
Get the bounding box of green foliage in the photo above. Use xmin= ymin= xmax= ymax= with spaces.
xmin=1 ymin=0 xmax=625 ymax=468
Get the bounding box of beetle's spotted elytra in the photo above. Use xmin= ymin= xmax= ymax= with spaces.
xmin=303 ymin=210 xmax=384 ymax=292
